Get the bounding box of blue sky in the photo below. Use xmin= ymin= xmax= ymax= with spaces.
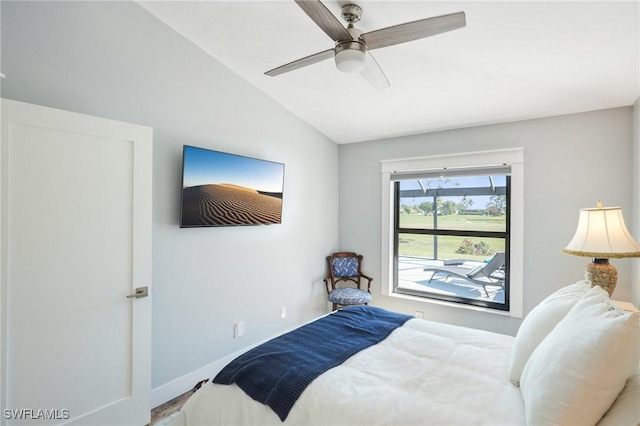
xmin=182 ymin=146 xmax=284 ymax=193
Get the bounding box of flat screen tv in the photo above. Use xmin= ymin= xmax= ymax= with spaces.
xmin=180 ymin=145 xmax=285 ymax=228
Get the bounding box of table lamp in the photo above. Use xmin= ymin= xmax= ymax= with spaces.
xmin=562 ymin=201 xmax=640 ymax=295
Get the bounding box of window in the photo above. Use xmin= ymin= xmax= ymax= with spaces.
xmin=394 ymin=173 xmax=510 ymax=310
xmin=381 ymin=149 xmax=523 ymax=317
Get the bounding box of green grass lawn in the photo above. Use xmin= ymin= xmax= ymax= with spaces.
xmin=399 ymin=214 xmax=505 ymax=260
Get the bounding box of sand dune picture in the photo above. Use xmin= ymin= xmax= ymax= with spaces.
xmin=181 ymin=184 xmax=282 ymax=226
xmin=180 ymin=146 xmax=285 ymax=227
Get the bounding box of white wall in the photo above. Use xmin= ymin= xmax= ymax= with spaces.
xmin=339 ymin=108 xmax=635 ymax=336
xmin=0 ymin=1 xmax=339 ymax=400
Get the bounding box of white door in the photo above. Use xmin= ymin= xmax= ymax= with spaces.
xmin=0 ymin=99 xmax=152 ymax=425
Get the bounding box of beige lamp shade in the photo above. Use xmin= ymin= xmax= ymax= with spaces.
xmin=562 ymin=206 xmax=640 ymax=258
xmin=562 ymin=204 xmax=640 ymax=296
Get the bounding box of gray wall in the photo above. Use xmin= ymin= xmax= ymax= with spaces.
xmin=339 ymin=108 xmax=635 ymax=336
xmin=1 ymin=1 xmax=339 ymax=390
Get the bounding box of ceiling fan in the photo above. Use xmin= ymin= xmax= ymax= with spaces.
xmin=264 ymin=0 xmax=466 ymax=90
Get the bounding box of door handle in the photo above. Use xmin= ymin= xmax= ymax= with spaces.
xmin=126 ymin=286 xmax=149 ymax=299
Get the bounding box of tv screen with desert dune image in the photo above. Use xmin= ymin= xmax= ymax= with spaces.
xmin=180 ymin=145 xmax=285 ymax=228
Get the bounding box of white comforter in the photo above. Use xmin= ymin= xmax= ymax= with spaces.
xmin=174 ymin=318 xmax=527 ymax=425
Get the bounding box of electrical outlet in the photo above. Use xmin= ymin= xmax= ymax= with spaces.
xmin=414 ymin=311 xmax=424 ymax=319
xmin=280 ymin=306 xmax=287 ymax=319
xmin=234 ymin=321 xmax=245 ymax=338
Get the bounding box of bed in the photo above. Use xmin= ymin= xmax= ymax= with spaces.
xmin=173 ymin=282 xmax=640 ymax=425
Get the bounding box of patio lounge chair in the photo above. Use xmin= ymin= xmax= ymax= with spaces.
xmin=423 ymin=252 xmax=506 ymax=296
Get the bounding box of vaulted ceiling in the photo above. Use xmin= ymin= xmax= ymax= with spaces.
xmin=139 ymin=1 xmax=640 ymax=144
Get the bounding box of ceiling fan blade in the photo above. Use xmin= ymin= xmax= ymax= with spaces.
xmin=362 ymin=11 xmax=466 ymax=50
xmin=294 ymin=0 xmax=352 ymax=42
xmin=264 ymin=48 xmax=335 ymax=77
xmin=359 ymin=52 xmax=390 ymax=91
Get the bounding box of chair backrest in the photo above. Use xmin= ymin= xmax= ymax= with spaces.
xmin=326 ymin=252 xmax=364 ymax=289
xmin=466 ymin=252 xmax=505 ymax=279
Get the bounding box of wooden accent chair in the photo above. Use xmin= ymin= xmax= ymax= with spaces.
xmin=323 ymin=252 xmax=373 ymax=311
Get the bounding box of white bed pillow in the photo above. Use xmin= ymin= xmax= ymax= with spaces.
xmin=520 ymin=286 xmax=640 ymax=426
xmin=508 ymin=281 xmax=590 ymax=385
xmin=597 ymin=369 xmax=640 ymax=426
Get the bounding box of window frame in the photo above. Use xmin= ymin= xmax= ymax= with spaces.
xmin=380 ymin=148 xmax=524 ymax=318
xmin=393 ymin=176 xmax=511 ymax=311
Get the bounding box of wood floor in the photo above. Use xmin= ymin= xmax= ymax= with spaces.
xmin=149 ymin=391 xmax=191 ymax=425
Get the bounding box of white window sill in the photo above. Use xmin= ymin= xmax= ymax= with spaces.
xmin=384 ymin=291 xmax=514 ymax=317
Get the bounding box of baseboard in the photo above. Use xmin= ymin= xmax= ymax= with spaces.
xmin=150 ymin=334 xmax=287 ymax=408
xmin=150 ymin=351 xmax=239 ymax=408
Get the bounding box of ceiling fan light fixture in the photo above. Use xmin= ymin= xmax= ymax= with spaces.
xmin=334 ymin=41 xmax=367 ymax=73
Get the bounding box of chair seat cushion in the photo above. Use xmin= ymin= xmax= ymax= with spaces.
xmin=328 ymin=288 xmax=372 ymax=305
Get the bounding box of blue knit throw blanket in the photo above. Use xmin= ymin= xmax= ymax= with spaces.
xmin=212 ymin=305 xmax=413 ymax=421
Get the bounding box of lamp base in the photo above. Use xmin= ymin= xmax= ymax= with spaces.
xmin=584 ymin=258 xmax=617 ymax=296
